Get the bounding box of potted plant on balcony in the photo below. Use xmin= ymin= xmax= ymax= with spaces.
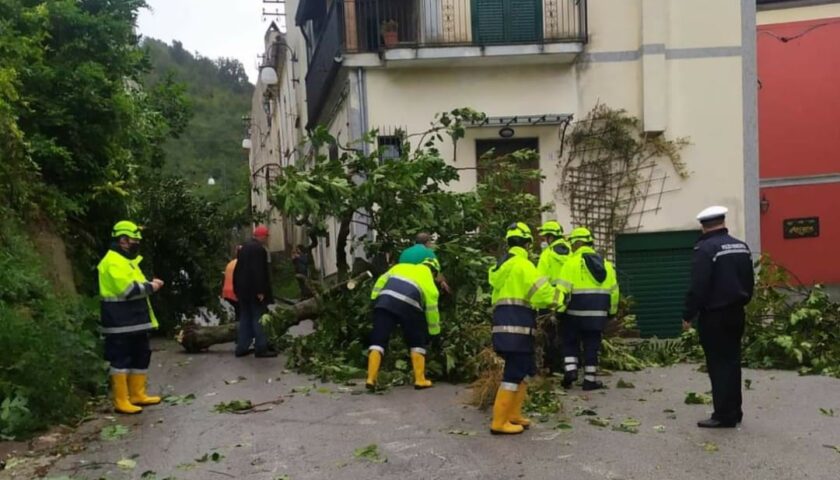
xmin=381 ymin=20 xmax=398 ymax=48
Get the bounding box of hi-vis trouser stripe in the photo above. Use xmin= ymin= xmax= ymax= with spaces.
xmin=492 ymin=325 xmax=535 ymax=336
xmin=500 ymin=382 xmax=519 ymax=391
xmin=100 ymin=322 xmax=154 ymax=334
xmin=369 ymin=345 xmax=385 ymax=354
xmin=584 ymin=365 xmax=597 ymax=382
xmin=564 ymin=356 xmax=577 ymax=372
xmin=410 ymin=347 xmax=426 ymax=355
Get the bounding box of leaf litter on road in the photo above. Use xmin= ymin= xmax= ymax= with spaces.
xmin=702 ymin=441 xmax=719 ymax=453
xmin=195 ymin=451 xmax=225 ymax=463
xmin=819 ymin=408 xmax=835 ymax=417
xmin=612 ymin=418 xmax=641 ymax=434
xmin=446 ymin=429 xmax=477 ymax=436
xmin=213 ymin=400 xmax=253 ymax=413
xmin=588 ymin=417 xmax=611 ymax=427
xmin=616 ymin=378 xmax=635 ymax=389
xmin=163 ymin=393 xmax=196 ymax=406
xmin=353 ymin=443 xmax=386 ymax=463
xmin=99 ymin=424 xmax=129 ymax=441
xmin=116 ymin=458 xmax=136 ymax=470
xmin=684 ymin=392 xmax=712 ymax=405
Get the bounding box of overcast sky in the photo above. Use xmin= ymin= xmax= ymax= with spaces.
xmin=138 ymin=0 xmax=288 ymax=83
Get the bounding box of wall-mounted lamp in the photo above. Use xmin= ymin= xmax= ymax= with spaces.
xmin=499 ymin=126 xmax=515 ymax=138
xmin=760 ymin=195 xmax=770 ymax=214
xmin=242 ymin=138 xmax=252 ymax=150
xmin=260 ymin=66 xmax=279 ymax=86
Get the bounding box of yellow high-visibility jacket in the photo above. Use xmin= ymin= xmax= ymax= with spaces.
xmin=537 ymin=237 xmax=573 ymax=285
xmin=371 ymin=263 xmax=440 ymax=335
xmin=489 ymin=246 xmax=567 ymax=353
xmin=97 ymin=249 xmax=159 ymax=334
xmin=558 ymin=246 xmax=619 ymax=331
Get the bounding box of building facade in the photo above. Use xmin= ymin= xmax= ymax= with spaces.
xmin=252 ymin=0 xmax=759 ymax=336
xmin=757 ymin=0 xmax=840 ymax=286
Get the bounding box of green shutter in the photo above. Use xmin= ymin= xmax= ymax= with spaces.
xmin=615 ymin=231 xmax=700 ymax=338
xmin=472 ymin=0 xmax=506 ymax=44
xmin=472 ymin=0 xmax=542 ymax=44
xmin=508 ymin=0 xmax=542 ymax=43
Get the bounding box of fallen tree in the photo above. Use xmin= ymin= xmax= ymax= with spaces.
xmin=175 ymin=271 xmax=372 ymax=353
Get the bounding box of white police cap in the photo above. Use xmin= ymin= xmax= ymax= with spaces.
xmin=696 ymin=205 xmax=728 ymax=223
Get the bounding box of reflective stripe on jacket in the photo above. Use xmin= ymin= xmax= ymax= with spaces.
xmin=559 ymin=246 xmax=619 ymax=331
xmin=97 ymin=248 xmax=158 ymax=334
xmin=489 ymin=246 xmax=567 ymax=353
xmin=371 ymin=263 xmax=440 ymax=335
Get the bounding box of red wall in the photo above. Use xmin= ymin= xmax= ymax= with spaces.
xmin=759 ymin=184 xmax=840 ymax=284
xmin=758 ymin=18 xmax=840 ymax=284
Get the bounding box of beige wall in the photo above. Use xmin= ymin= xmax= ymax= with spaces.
xmin=758 ymin=1 xmax=840 ymax=24
xmin=272 ymin=0 xmax=753 ymax=249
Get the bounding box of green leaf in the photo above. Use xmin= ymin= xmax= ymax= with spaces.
xmin=224 ymin=376 xmax=247 ymax=385
xmin=446 ymin=429 xmax=477 ymax=436
xmin=684 ymin=392 xmax=712 ymax=405
xmin=702 ymin=441 xmax=719 ymax=453
xmin=744 ymin=379 xmax=753 ymax=390
xmin=574 ymin=407 xmax=598 ymax=416
xmin=612 ymin=418 xmax=641 ymax=434
xmin=616 ymin=378 xmax=635 ymax=389
xmin=100 ymin=424 xmax=130 ymax=441
xmin=819 ymin=408 xmax=835 ymax=417
xmin=212 ymin=399 xmax=253 ymax=413
xmin=117 ymin=458 xmax=137 ymax=470
xmin=823 ymin=444 xmax=840 ymax=454
xmin=554 ymin=421 xmax=573 ymax=430
xmin=588 ymin=417 xmax=610 ymax=427
xmin=353 ymin=443 xmax=386 ymax=463
xmin=652 ymin=425 xmax=666 ymax=433
xmin=163 ymin=393 xmax=196 ymax=406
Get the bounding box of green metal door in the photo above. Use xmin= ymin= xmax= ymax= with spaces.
xmin=472 ymin=0 xmax=542 ymax=45
xmin=615 ymin=230 xmax=700 ymax=338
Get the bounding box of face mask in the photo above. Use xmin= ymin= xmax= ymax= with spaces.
xmin=540 ymin=242 xmax=549 ymax=250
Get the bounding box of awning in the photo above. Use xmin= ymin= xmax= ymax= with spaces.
xmin=295 ymin=0 xmax=325 ymax=26
xmin=467 ymin=114 xmax=573 ymax=128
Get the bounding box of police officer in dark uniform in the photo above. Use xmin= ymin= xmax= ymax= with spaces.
xmin=682 ymin=206 xmax=754 ymax=428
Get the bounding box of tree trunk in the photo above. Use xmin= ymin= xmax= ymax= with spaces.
xmin=176 ymin=271 xmax=372 ymax=353
xmin=335 ymin=210 xmax=352 ymax=280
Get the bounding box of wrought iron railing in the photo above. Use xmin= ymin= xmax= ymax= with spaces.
xmin=342 ymin=0 xmax=587 ymax=52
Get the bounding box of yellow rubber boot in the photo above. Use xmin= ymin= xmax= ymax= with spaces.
xmin=111 ymin=373 xmax=142 ymax=414
xmin=509 ymin=382 xmax=531 ymax=428
xmin=366 ymin=349 xmax=382 ymax=390
xmin=490 ymin=384 xmax=524 ymax=435
xmin=128 ymin=373 xmax=161 ymax=406
xmin=410 ymin=350 xmax=432 ymax=390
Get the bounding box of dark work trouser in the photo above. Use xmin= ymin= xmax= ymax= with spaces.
xmin=541 ymin=313 xmax=563 ymax=373
xmin=236 ymin=301 xmax=269 ymax=355
xmin=698 ymin=305 xmax=745 ymax=423
xmin=500 ymin=352 xmax=537 ymax=384
xmin=562 ymin=316 xmax=603 ymax=379
xmin=369 ymin=308 xmax=426 ymax=353
xmin=104 ymin=332 xmax=152 ymax=374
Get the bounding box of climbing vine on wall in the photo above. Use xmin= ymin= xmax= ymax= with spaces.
xmin=558 ymin=104 xmax=690 ymax=258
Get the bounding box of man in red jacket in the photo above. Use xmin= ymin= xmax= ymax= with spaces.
xmin=233 ymin=225 xmax=277 ymax=358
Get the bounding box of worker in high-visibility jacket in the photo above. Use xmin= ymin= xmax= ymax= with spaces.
xmin=558 ymin=227 xmax=619 ymax=390
xmin=489 ymin=222 xmax=567 ymax=435
xmin=366 ymin=257 xmax=441 ymax=390
xmin=97 ymin=221 xmax=164 ymax=414
xmin=536 ymin=220 xmax=573 ymax=373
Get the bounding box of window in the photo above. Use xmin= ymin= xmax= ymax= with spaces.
xmin=377 ymin=135 xmax=403 ymax=162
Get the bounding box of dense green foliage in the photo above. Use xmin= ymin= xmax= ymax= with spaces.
xmin=0 ymin=0 xmax=252 ymax=437
xmin=0 ymin=212 xmax=105 ymax=439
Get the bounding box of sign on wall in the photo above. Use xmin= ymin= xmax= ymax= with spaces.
xmin=783 ymin=217 xmax=820 ymax=239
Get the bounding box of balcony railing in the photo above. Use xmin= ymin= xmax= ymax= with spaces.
xmin=303 ymin=0 xmax=587 ymax=126
xmin=343 ymin=0 xmax=587 ymax=52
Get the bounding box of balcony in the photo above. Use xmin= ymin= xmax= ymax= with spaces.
xmin=343 ymin=0 xmax=587 ymax=53
xmin=300 ymin=0 xmax=587 ymax=126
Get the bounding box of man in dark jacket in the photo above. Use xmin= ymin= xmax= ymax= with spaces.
xmin=233 ymin=225 xmax=277 ymax=358
xmin=683 ymin=206 xmax=754 ymax=428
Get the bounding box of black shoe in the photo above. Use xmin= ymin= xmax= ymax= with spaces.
xmin=255 ymin=350 xmax=279 ymax=358
xmin=582 ymin=380 xmax=604 ymax=391
xmin=697 ymin=418 xmax=737 ymax=428
xmin=235 ymin=348 xmax=254 ymax=357
xmin=561 ymin=372 xmax=578 ymax=389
